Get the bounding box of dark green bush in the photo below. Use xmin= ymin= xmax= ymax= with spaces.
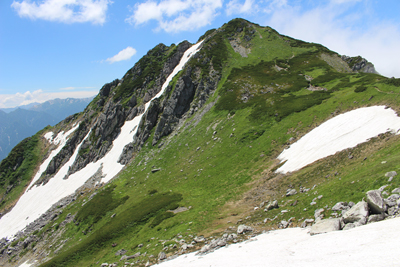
xmin=354 ymin=85 xmax=367 ymax=93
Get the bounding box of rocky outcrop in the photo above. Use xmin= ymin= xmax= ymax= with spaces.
xmin=341 ymin=55 xmax=378 ymax=74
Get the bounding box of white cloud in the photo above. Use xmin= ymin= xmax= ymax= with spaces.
xmin=11 ymin=0 xmax=112 ymax=25
xmin=264 ymin=2 xmax=400 ymax=78
xmin=330 ymin=0 xmax=362 ymax=4
xmin=105 ymin=47 xmax=137 ymax=63
xmin=126 ymin=0 xmax=223 ymax=33
xmin=226 ymin=0 xmax=255 ymax=15
xmin=60 ymin=86 xmax=96 ymax=90
xmin=0 ymin=90 xmax=98 ymax=108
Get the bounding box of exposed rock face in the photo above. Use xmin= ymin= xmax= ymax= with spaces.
xmin=366 ymin=190 xmax=387 ymax=214
xmin=341 ymin=55 xmax=378 ymax=74
xmin=310 ymin=218 xmax=341 ymax=235
xmin=38 ymin=41 xmax=195 ymax=184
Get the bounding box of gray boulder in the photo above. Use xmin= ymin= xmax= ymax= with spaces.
xmin=367 ymin=214 xmax=385 ymax=224
xmin=279 ymin=220 xmax=289 ymax=229
xmin=366 ymin=190 xmax=387 ymax=214
xmin=300 ymin=218 xmax=314 ymax=228
xmin=237 ymin=224 xmax=253 ymax=234
xmin=314 ymin=208 xmax=325 ymax=221
xmin=265 ymin=200 xmax=279 ymax=211
xmin=331 ymin=202 xmax=349 ymax=211
xmin=310 ymin=218 xmax=341 ymax=235
xmin=343 ymin=201 xmax=369 ymax=224
xmin=385 ymin=171 xmax=397 ymax=178
xmin=387 ymin=194 xmax=400 ymax=202
xmin=115 ymin=249 xmax=127 ymax=256
xmin=342 ymin=223 xmax=356 ymax=231
xmin=193 ymin=236 xmax=206 ymax=243
xmin=158 ymin=251 xmax=167 ymax=261
xmin=388 ymin=207 xmax=399 ymax=216
xmin=392 ymin=188 xmax=400 ymax=194
xmin=286 ymin=189 xmax=297 ymax=197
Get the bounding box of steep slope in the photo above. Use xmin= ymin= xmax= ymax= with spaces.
xmin=1 ymin=18 xmax=400 ymax=267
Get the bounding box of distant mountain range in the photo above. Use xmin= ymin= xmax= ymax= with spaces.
xmin=0 ymin=97 xmax=93 ymax=162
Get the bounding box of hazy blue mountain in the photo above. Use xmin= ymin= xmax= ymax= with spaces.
xmin=0 ymin=97 xmax=93 ymax=161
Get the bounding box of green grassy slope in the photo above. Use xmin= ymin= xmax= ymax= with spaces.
xmin=6 ymin=19 xmax=400 ymax=266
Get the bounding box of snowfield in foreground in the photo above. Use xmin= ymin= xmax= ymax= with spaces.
xmin=156 ymin=216 xmax=400 ymax=267
xmin=0 ymin=41 xmax=204 ymax=240
xmin=276 ymin=106 xmax=400 ymax=174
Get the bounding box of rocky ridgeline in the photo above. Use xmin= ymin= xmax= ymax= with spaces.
xmin=341 ymin=55 xmax=378 ymax=74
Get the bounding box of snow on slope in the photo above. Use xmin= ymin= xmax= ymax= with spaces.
xmin=0 ymin=41 xmax=204 ymax=240
xmin=156 ymin=216 xmax=400 ymax=267
xmin=276 ymin=106 xmax=400 ymax=174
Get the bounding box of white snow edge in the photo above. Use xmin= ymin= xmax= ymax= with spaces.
xmin=156 ymin=216 xmax=400 ymax=267
xmin=276 ymin=106 xmax=400 ymax=174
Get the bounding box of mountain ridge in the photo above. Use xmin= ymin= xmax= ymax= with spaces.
xmin=0 ymin=18 xmax=399 ymax=267
xmin=0 ymin=97 xmax=94 ymax=162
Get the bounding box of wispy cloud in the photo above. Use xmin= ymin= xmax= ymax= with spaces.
xmin=126 ymin=0 xmax=223 ymax=33
xmin=226 ymin=0 xmax=255 ymax=15
xmin=105 ymin=47 xmax=137 ymax=63
xmin=59 ymin=86 xmax=96 ymax=91
xmin=0 ymin=90 xmax=98 ymax=109
xmin=11 ymin=0 xmax=112 ymax=25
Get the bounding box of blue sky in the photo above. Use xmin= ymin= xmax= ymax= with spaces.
xmin=1 ymin=0 xmax=399 ymax=108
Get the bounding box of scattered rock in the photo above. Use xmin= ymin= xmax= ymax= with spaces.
xmin=385 ymin=171 xmax=397 ymax=178
xmin=193 ymin=236 xmax=206 ymax=243
xmin=158 ymin=251 xmax=167 ymax=261
xmin=237 ymin=224 xmax=253 ymax=234
xmin=387 ymin=206 xmax=399 ymax=216
xmin=278 ymin=220 xmax=289 ymax=229
xmin=392 ymin=188 xmax=400 ymax=194
xmin=264 ymin=200 xmax=279 ymax=211
xmin=115 ymin=249 xmax=127 ymax=256
xmin=332 ymin=202 xmax=349 ymax=211
xmin=286 ymin=189 xmax=297 ymax=197
xmin=314 ymin=208 xmax=325 ymax=221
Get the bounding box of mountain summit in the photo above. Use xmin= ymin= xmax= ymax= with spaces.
xmin=0 ymin=18 xmax=399 ymax=267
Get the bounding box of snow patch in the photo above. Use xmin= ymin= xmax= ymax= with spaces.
xmin=30 ymin=125 xmax=79 ymax=187
xmin=0 ymin=41 xmax=204 ymax=239
xmin=18 ymin=260 xmax=33 ymax=267
xmin=156 ymin=216 xmax=400 ymax=266
xmin=276 ymin=106 xmax=400 ymax=174
xmin=44 ymin=132 xmax=53 ymax=142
